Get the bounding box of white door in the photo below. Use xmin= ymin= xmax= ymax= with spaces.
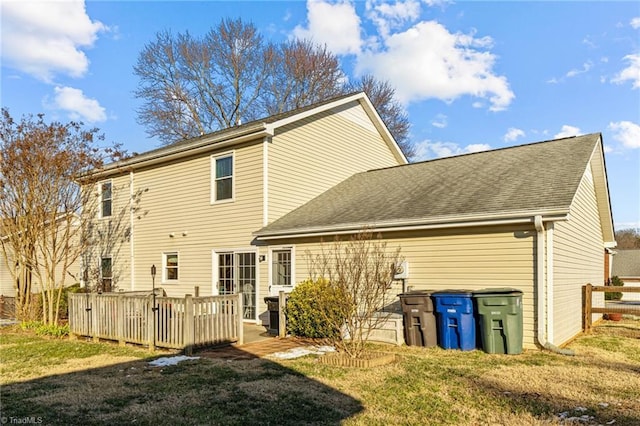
xmin=269 ymin=248 xmax=293 ymax=296
xmin=217 ymin=252 xmax=256 ymax=320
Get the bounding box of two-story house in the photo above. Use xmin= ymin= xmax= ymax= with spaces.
xmin=87 ymin=91 xmax=616 ymax=349
xmin=84 ymin=92 xmax=406 ymax=323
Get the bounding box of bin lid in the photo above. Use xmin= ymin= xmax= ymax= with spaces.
xmin=264 ymin=296 xmax=280 ymax=302
xmin=432 ymin=289 xmax=474 ymax=297
xmin=472 ymin=288 xmax=523 ymax=296
xmin=398 ymin=290 xmax=436 ymax=297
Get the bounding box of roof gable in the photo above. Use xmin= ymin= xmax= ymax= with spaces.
xmin=256 ymin=133 xmax=613 ymax=238
xmin=88 ymin=92 xmax=406 ymax=178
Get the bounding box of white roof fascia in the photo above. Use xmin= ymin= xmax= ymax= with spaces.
xmin=255 ymin=210 xmax=570 ymax=240
xmin=358 ymin=94 xmax=408 ymax=165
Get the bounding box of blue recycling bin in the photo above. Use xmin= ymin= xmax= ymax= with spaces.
xmin=432 ymin=290 xmax=476 ymax=351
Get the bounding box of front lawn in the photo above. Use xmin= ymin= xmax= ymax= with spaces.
xmin=1 ymin=320 xmax=639 ymax=425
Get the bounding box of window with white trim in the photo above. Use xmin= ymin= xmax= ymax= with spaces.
xmin=164 ymin=252 xmax=179 ymax=281
xmin=100 ymin=257 xmax=112 ymax=292
xmin=272 ymin=249 xmax=292 ymax=286
xmin=212 ymin=154 xmax=233 ymax=202
xmin=100 ymin=181 xmax=112 ymax=218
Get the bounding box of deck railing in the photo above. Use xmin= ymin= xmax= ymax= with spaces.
xmin=69 ymin=292 xmax=243 ymax=354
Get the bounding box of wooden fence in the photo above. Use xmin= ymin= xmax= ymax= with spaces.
xmin=69 ymin=293 xmax=244 ymax=354
xmin=582 ymin=284 xmax=640 ymax=332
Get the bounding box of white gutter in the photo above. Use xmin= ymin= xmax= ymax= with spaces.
xmin=256 ymin=212 xmax=569 ymax=241
xmin=129 ymin=170 xmax=135 ymax=291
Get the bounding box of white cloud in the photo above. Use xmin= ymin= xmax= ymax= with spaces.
xmin=356 ymin=20 xmax=514 ymax=111
xmin=366 ymin=0 xmax=421 ymax=39
xmin=422 ymin=0 xmax=452 ymax=6
xmin=504 ymin=127 xmax=525 ymax=142
xmin=1 ymin=0 xmax=106 ymax=82
xmin=554 ymin=125 xmax=582 ymax=139
xmin=566 ymin=61 xmax=593 ymax=78
xmin=431 ymin=113 xmax=447 ymax=128
xmin=292 ymin=0 xmax=362 ymax=55
xmin=608 ymin=121 xmax=640 ymax=149
xmin=611 ymin=54 xmax=640 ymax=89
xmin=631 ymin=17 xmax=640 ymax=29
xmin=51 ymin=86 xmax=107 ymax=123
xmin=413 ymin=139 xmax=491 ymax=161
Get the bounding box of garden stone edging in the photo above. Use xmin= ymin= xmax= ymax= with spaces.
xmin=318 ymin=352 xmax=396 ymax=368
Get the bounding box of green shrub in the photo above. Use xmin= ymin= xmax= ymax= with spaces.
xmin=605 ymin=276 xmax=624 ymax=301
xmin=21 ymin=321 xmax=70 ymax=338
xmin=285 ymin=278 xmax=348 ymax=338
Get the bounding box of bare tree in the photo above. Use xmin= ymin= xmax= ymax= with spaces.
xmin=615 ymin=228 xmax=640 ymax=249
xmin=134 ymin=19 xmax=274 ymax=145
xmin=307 ymin=230 xmax=402 ymax=358
xmin=263 ymin=39 xmax=344 ymax=115
xmin=0 ymin=109 xmax=122 ymax=324
xmin=134 ymin=22 xmax=416 ymax=159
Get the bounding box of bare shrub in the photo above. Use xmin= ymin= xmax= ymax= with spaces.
xmin=306 ymin=230 xmax=402 ymax=358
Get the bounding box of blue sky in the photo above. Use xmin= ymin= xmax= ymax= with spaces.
xmin=1 ymin=0 xmax=639 ymax=230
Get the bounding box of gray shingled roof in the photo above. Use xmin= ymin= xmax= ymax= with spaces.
xmin=612 ymin=249 xmax=640 ymax=277
xmin=256 ymin=133 xmax=601 ymax=237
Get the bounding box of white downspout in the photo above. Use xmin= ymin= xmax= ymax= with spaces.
xmin=130 ymin=170 xmax=135 ymax=291
xmin=534 ymin=215 xmax=546 ymax=348
xmin=546 ymin=222 xmax=554 ymax=344
xmin=535 ymin=215 xmax=574 ymax=355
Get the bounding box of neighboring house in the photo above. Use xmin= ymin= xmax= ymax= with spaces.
xmin=254 ymin=133 xmax=616 ymax=349
xmin=0 ymin=250 xmax=15 ymax=297
xmin=612 ymin=249 xmax=640 ymax=302
xmin=83 ymin=92 xmax=406 ymax=322
xmin=1 ymin=216 xmax=81 ymax=298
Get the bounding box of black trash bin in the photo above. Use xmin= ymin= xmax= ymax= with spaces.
xmin=264 ymin=296 xmax=280 ymax=335
xmin=398 ymin=291 xmax=437 ymax=347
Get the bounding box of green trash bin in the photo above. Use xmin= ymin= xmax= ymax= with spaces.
xmin=473 ymin=288 xmax=523 ymax=354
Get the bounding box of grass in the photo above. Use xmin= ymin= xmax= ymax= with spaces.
xmin=1 ymin=319 xmax=639 ymax=425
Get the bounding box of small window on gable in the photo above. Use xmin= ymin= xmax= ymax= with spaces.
xmin=272 ymin=249 xmax=292 ymax=286
xmin=100 ymin=181 xmax=112 ymax=218
xmin=164 ymin=252 xmax=178 ymax=282
xmin=213 ymin=154 xmax=233 ymax=202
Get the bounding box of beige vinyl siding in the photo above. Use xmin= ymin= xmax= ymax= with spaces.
xmin=1 ymin=250 xmax=15 ymax=296
xmin=553 ymin=161 xmax=604 ymax=345
xmin=129 ymin=140 xmax=265 ymax=299
xmin=267 ymin=102 xmax=401 ymax=223
xmin=88 ymin=174 xmax=133 ymax=291
xmin=274 ymin=224 xmax=537 ymax=348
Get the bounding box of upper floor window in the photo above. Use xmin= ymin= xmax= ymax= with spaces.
xmin=164 ymin=252 xmax=179 ymax=282
xmin=212 ymin=153 xmax=233 ymax=202
xmin=100 ymin=181 xmax=112 ymax=218
xmin=272 ymin=249 xmax=292 ymax=286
